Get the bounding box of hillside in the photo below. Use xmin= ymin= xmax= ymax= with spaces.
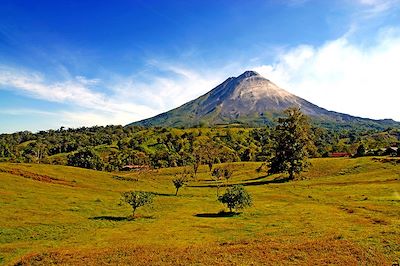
xmin=130 ymin=71 xmax=399 ymax=130
xmin=1 ymin=158 xmax=399 ymax=264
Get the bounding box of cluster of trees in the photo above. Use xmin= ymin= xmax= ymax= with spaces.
xmin=1 ymin=114 xmax=399 ymax=171
xmin=122 ymin=165 xmax=252 ymax=217
xmin=121 ymin=184 xmax=252 ymax=218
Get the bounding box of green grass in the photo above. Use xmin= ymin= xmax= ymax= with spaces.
xmin=0 ymin=157 xmax=399 ymax=265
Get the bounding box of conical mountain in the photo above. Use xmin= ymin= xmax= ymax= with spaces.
xmin=130 ymin=71 xmax=398 ymax=129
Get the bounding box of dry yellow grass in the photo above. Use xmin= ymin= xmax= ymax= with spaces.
xmin=16 ymin=237 xmax=388 ymax=266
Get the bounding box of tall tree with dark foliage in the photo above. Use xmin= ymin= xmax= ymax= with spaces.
xmin=268 ymin=108 xmax=314 ymax=180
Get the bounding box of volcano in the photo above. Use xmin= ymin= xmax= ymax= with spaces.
xmin=130 ymin=71 xmax=398 ymax=129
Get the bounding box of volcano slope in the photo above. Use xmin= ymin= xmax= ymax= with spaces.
xmin=0 ymin=157 xmax=399 ymax=265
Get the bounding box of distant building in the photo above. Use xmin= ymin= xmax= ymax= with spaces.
xmin=121 ymin=165 xmax=150 ymax=171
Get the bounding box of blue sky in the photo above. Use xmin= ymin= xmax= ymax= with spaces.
xmin=1 ymin=0 xmax=400 ymax=133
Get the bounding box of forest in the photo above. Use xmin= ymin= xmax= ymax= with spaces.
xmin=1 ymin=123 xmax=399 ymax=171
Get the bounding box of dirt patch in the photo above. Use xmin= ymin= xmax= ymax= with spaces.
xmin=339 ymin=206 xmax=355 ymax=214
xmin=15 ymin=237 xmax=388 ymax=265
xmin=0 ymin=167 xmax=75 ymax=187
xmin=112 ymin=175 xmax=139 ymax=182
xmin=371 ymin=218 xmax=389 ymax=225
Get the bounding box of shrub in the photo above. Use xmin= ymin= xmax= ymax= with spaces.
xmin=218 ymin=185 xmax=252 ymax=213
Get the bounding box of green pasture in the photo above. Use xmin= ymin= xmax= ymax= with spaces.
xmin=0 ymin=157 xmax=399 ymax=265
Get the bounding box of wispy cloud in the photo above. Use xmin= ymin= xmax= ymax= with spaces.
xmin=252 ymin=27 xmax=400 ymax=121
xmin=0 ymin=108 xmax=56 ymax=116
xmin=108 ymin=61 xmax=228 ymax=111
xmin=0 ymin=66 xmax=157 ymax=127
xmin=0 ymin=63 xmax=229 ymax=129
xmin=355 ymin=0 xmax=400 ymax=17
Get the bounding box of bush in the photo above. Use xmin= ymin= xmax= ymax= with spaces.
xmin=218 ymin=185 xmax=252 ymax=213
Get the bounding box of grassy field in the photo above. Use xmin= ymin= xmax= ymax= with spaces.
xmin=0 ymin=157 xmax=399 ymax=265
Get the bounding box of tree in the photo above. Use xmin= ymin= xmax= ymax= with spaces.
xmin=67 ymin=147 xmax=104 ymax=170
xmin=218 ymin=185 xmax=252 ymax=213
xmin=268 ymin=107 xmax=314 ymax=180
xmin=222 ymin=166 xmax=233 ymax=183
xmin=121 ymin=191 xmax=154 ymax=216
xmin=192 ymin=137 xmax=219 ymax=174
xmin=193 ymin=154 xmax=201 ymax=176
xmin=211 ymin=167 xmax=224 ymax=196
xmin=212 ymin=166 xmax=234 ymax=196
xmin=172 ymin=170 xmax=190 ymax=195
xmin=356 ymin=144 xmax=366 ymax=157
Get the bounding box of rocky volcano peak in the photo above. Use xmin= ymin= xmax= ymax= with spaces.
xmin=237 ymin=70 xmax=261 ymax=79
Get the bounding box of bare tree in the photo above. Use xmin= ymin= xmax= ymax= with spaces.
xmin=172 ymin=170 xmax=191 ymax=195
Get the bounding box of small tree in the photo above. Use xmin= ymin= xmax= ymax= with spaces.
xmin=121 ymin=191 xmax=154 ymax=216
xmin=223 ymin=166 xmax=233 ymax=183
xmin=172 ymin=170 xmax=190 ymax=195
xmin=193 ymin=154 xmax=201 ymax=176
xmin=192 ymin=137 xmax=220 ymax=174
xmin=218 ymin=185 xmax=252 ymax=213
xmin=212 ymin=167 xmax=224 ymax=196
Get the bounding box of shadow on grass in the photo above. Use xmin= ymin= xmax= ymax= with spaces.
xmin=188 ymin=176 xmax=292 ymax=188
xmin=243 ymin=176 xmax=292 ymax=186
xmin=90 ymin=216 xmax=128 ymax=221
xmin=244 ymin=175 xmax=269 ymax=181
xmin=90 ymin=215 xmax=156 ymax=221
xmin=152 ymin=192 xmax=175 ymax=197
xmin=194 ymin=212 xmax=240 ymax=218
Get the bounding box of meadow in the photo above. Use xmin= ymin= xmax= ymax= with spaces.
xmin=0 ymin=157 xmax=399 ymax=265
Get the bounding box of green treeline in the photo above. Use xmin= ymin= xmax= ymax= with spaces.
xmin=0 ymin=124 xmax=399 ymax=171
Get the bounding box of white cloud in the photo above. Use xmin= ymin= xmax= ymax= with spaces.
xmin=253 ymin=27 xmax=400 ymax=121
xmin=108 ymin=63 xmax=225 ymax=111
xmin=0 ymin=63 xmax=227 ymax=129
xmin=357 ymin=0 xmax=398 ymax=7
xmin=0 ymin=66 xmax=159 ymax=127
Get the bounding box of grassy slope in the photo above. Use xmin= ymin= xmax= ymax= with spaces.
xmin=0 ymin=158 xmax=399 ymax=265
